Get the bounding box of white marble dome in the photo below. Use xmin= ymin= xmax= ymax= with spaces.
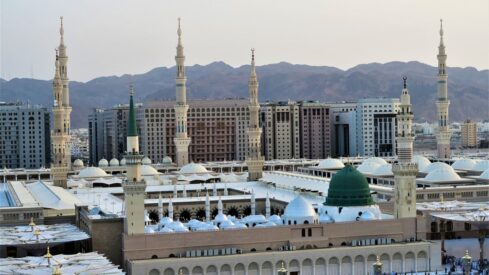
xmin=479 ymin=168 xmax=489 ymax=180
xmin=180 ymin=162 xmax=209 ymax=174
xmin=421 ymin=162 xmax=453 ymax=174
xmin=162 ymin=156 xmax=173 ymax=164
xmin=268 ymin=215 xmax=282 ymax=224
xmin=120 ymin=158 xmax=126 ymax=166
xmin=109 ymin=158 xmax=119 ymax=167
xmin=73 ymin=159 xmax=84 ymax=168
xmin=413 ymin=155 xmax=431 ymax=171
xmin=283 ymin=195 xmax=318 ymax=225
xmin=98 ymin=158 xmax=108 ymax=167
xmin=78 ymin=167 xmax=108 ymax=178
xmin=424 ymin=168 xmax=461 ymax=182
xmin=317 ymin=158 xmax=345 ymax=170
xmin=141 ymin=165 xmax=159 ymax=176
xmin=356 ymin=161 xmax=382 ymax=174
xmin=373 ymin=164 xmax=393 ymax=176
xmin=451 ymin=159 xmax=477 ymax=170
xmin=473 ymin=160 xmax=489 ymax=172
xmin=142 ymin=157 xmax=152 ymax=165
xmin=320 ymin=205 xmax=382 ymax=223
xmin=363 ymin=157 xmax=388 ymax=166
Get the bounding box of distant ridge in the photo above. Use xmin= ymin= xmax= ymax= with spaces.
xmin=1 ymin=61 xmax=487 ymax=128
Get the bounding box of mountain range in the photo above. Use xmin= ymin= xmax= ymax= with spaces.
xmin=1 ymin=61 xmax=487 ymax=128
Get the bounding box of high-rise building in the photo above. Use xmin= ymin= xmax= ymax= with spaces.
xmin=393 ymin=77 xmax=418 ymax=219
xmin=298 ymin=101 xmax=332 ymax=159
xmin=356 ymin=98 xmax=400 ymax=157
xmin=0 ymin=103 xmax=51 ymax=169
xmin=260 ymin=101 xmax=301 ymax=160
xmin=435 ymin=19 xmax=452 ymax=159
xmin=51 ymin=17 xmax=72 ymax=188
xmin=173 ymin=18 xmax=191 ymax=167
xmin=461 ymin=120 xmax=477 ymax=148
xmin=88 ymin=104 xmax=143 ymax=165
xmin=143 ymin=99 xmax=249 ymax=163
xmin=330 ymin=102 xmax=357 ymax=157
xmin=246 ymin=49 xmax=264 ymax=181
xmin=123 ymin=85 xmax=146 ymax=235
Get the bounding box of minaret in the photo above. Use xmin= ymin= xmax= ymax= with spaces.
xmin=173 ymin=18 xmax=191 ymax=166
xmin=393 ymin=77 xmax=418 ymax=219
xmin=51 ymin=17 xmax=72 ymax=188
xmin=158 ymin=194 xmax=163 ymax=221
xmin=246 ymin=49 xmax=265 ymax=181
xmin=250 ymin=190 xmax=256 ymax=215
xmin=122 ymin=85 xmax=146 ymax=235
xmin=265 ymin=192 xmax=271 ymax=218
xmin=168 ymin=199 xmax=174 ymax=219
xmin=435 ymin=19 xmax=452 ymax=159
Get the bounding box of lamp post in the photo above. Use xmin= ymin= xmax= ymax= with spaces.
xmin=462 ymin=250 xmax=472 ymax=275
xmin=373 ymin=255 xmax=383 ymax=275
xmin=277 ymin=261 xmax=287 ymax=275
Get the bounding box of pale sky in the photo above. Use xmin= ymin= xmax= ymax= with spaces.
xmin=1 ymin=0 xmax=488 ymax=82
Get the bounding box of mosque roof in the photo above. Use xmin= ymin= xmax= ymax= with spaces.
xmin=325 ymin=165 xmax=374 ymax=207
xmin=283 ymin=195 xmax=317 ymax=219
xmin=451 ymin=159 xmax=477 ymax=170
xmin=424 ymin=168 xmax=462 ymax=182
xmin=141 ymin=165 xmax=159 ymax=176
xmin=421 ymin=162 xmax=453 ymax=174
xmin=98 ymin=158 xmax=108 ymax=167
xmin=480 ymin=168 xmax=489 ymax=180
xmin=73 ymin=159 xmax=84 ymax=167
xmin=473 ymin=160 xmax=489 ymax=172
xmin=109 ymin=158 xmax=119 ymax=166
xmin=413 ymin=155 xmax=431 ymax=171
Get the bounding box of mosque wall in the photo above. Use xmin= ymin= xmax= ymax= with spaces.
xmin=129 ymin=241 xmax=441 ymax=275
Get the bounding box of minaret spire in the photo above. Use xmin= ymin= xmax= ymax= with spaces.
xmin=123 ymin=84 xmax=146 ymax=235
xmin=51 ymin=17 xmax=71 ymax=188
xmin=246 ymin=48 xmax=264 ymax=181
xmin=59 ymin=16 xmax=65 ymax=46
xmin=393 ymin=77 xmax=418 ymax=219
xmin=173 ymin=18 xmax=191 ymax=167
xmin=435 ymin=19 xmax=451 ymax=159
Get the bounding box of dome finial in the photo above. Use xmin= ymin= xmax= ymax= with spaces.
xmin=439 ymin=19 xmax=444 ymax=46
xmin=177 ymin=17 xmax=182 ymax=41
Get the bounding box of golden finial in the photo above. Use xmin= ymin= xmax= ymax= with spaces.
xmin=375 ymin=255 xmax=382 ymax=265
xmin=45 ymin=246 xmax=52 ymax=258
xmin=52 ymin=265 xmax=62 ymax=275
xmin=34 ymin=228 xmax=41 ymax=241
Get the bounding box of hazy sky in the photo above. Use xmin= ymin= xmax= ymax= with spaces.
xmin=1 ymin=0 xmax=488 ymax=82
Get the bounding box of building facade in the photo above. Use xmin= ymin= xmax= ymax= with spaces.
xmin=356 ymin=98 xmax=400 ymax=157
xmin=260 ymin=101 xmax=300 ymax=160
xmin=143 ymin=100 xmax=249 ymax=164
xmin=461 ymin=120 xmax=477 ymax=148
xmin=299 ymin=101 xmax=331 ymax=159
xmin=0 ymin=103 xmax=51 ymax=169
xmin=330 ymin=102 xmax=357 ymax=157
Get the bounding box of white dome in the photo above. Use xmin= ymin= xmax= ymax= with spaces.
xmin=144 ymin=227 xmax=155 ymax=234
xmin=283 ymin=195 xmax=318 ymax=225
xmin=159 ymin=227 xmax=174 ymax=233
xmin=473 ymin=160 xmax=489 ymax=172
xmin=424 ymin=168 xmax=461 ymax=182
xmin=413 ymin=155 xmax=431 ymax=171
xmin=319 ymin=213 xmax=334 ymax=224
xmin=451 ymin=159 xmax=477 ymax=170
xmin=358 ymin=211 xmax=377 ymax=221
xmin=356 ymin=162 xmax=381 ymax=174
xmin=241 ymin=215 xmax=267 ymax=226
xmin=120 ymin=158 xmax=127 ymax=166
xmin=98 ymin=158 xmax=108 ymax=167
xmin=219 ymin=220 xmax=236 ymax=229
xmin=214 ymin=213 xmax=228 ymax=224
xmin=321 ymin=205 xmax=382 ymax=223
xmin=268 ymin=215 xmax=282 ymax=224
xmin=141 ymin=165 xmax=159 ymax=176
xmin=109 ymin=158 xmax=120 ymax=166
xmin=78 ymin=167 xmax=108 ymax=178
xmin=73 ymin=159 xmax=84 ymax=167
xmin=317 ymin=158 xmax=345 ymax=170
xmin=180 ymin=162 xmax=209 ymax=174
xmin=142 ymin=157 xmax=152 ymax=165
xmin=421 ymin=162 xmax=454 ymax=174
xmin=363 ymin=157 xmax=388 ymax=165
xmin=479 ymin=168 xmax=489 ymax=180
xmin=373 ymin=164 xmax=393 ymax=176
xmin=158 ymin=217 xmax=173 ymax=226
xmin=167 ymin=221 xmax=189 ymax=232
xmin=255 ymin=221 xmax=276 ymax=228
xmin=162 ymin=156 xmax=173 ymax=164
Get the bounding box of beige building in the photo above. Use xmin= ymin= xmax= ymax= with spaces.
xmin=461 ymin=120 xmax=477 ymax=148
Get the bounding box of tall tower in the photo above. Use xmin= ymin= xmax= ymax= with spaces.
xmin=246 ymin=49 xmax=264 ymax=181
xmin=123 ymin=85 xmax=146 ymax=235
xmin=393 ymin=77 xmax=418 ymax=219
xmin=435 ymin=19 xmax=451 ymax=159
xmin=51 ymin=17 xmax=72 ymax=188
xmin=173 ymin=18 xmax=191 ymax=167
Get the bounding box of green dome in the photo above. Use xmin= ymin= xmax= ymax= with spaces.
xmin=325 ymin=165 xmax=374 ymax=207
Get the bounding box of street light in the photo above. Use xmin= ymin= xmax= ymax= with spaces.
xmin=277 ymin=261 xmax=287 ymax=275
xmin=462 ymin=250 xmax=472 ymax=275
xmin=373 ymin=255 xmax=383 ymax=275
